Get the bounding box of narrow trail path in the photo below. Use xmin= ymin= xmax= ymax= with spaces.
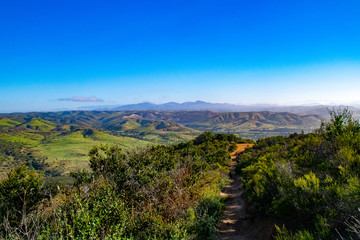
xmin=217 ymin=144 xmax=275 ymax=240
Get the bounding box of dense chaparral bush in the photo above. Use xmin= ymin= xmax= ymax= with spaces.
xmin=0 ymin=165 xmax=46 ymax=239
xmin=236 ymin=108 xmax=360 ymax=239
xmin=0 ymin=132 xmax=245 ymax=239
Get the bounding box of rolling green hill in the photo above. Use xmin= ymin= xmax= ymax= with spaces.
xmin=1 ymin=110 xmax=325 ymax=133
xmin=184 ymin=111 xmax=324 ymax=132
xmin=0 ymin=111 xmax=200 ymax=144
xmin=0 ymin=118 xmax=23 ymax=129
xmin=0 ymin=127 xmax=151 ymax=179
xmin=102 ymin=117 xmax=195 ymax=132
xmin=0 ymin=131 xmax=44 ymax=148
xmin=36 ymin=128 xmax=150 ymax=176
xmin=19 ymin=118 xmax=56 ymax=132
xmin=101 ymin=117 xmax=200 ymax=144
xmin=0 ymin=110 xmax=326 ymax=147
xmin=95 ymin=110 xmax=324 ymax=137
xmin=0 ymin=110 xmax=325 ymax=178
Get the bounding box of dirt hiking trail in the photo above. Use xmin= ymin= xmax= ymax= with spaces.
xmin=217 ymin=144 xmax=275 ymax=240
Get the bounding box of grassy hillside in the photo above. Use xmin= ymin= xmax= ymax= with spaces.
xmin=37 ymin=129 xmax=150 ymax=176
xmin=102 ymin=117 xmax=200 ymax=144
xmin=0 ymin=111 xmax=200 ymax=144
xmin=0 ymin=125 xmax=150 ymax=179
xmin=1 ymin=110 xmax=324 ymax=134
xmin=0 ymin=131 xmax=44 ymax=147
xmin=0 ymin=109 xmax=324 ymax=178
xmin=19 ymin=118 xmax=56 ymax=132
xmin=0 ymin=118 xmax=23 ymax=129
xmin=0 ymin=111 xmax=200 ymax=178
xmin=98 ymin=110 xmax=324 ymax=135
xmin=103 ymin=118 xmax=187 ymax=131
xmin=183 ymin=111 xmax=324 ymax=132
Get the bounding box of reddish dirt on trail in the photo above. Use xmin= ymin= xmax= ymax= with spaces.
xmin=217 ymin=144 xmax=275 ymax=240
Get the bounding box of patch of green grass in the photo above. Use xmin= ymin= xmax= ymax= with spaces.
xmin=0 ymin=118 xmax=22 ymax=128
xmin=37 ymin=130 xmax=151 ymax=175
xmin=150 ymin=131 xmax=198 ymax=144
xmin=0 ymin=132 xmax=44 ymax=147
xmin=89 ymin=130 xmax=150 ymax=148
xmin=115 ymin=131 xmax=199 ymax=145
xmin=120 ymin=119 xmax=142 ymax=130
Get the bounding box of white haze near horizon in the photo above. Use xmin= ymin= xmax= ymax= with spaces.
xmin=108 ymin=63 xmax=360 ymax=107
xmin=1 ymin=62 xmax=360 ymax=113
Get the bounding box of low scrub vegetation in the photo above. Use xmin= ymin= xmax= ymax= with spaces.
xmin=236 ymin=108 xmax=360 ymax=239
xmin=0 ymin=132 xmax=246 ymax=239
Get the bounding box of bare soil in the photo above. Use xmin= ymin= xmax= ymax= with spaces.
xmin=217 ymin=144 xmax=275 ymax=240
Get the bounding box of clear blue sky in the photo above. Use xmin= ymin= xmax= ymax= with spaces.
xmin=1 ymin=0 xmax=360 ymax=112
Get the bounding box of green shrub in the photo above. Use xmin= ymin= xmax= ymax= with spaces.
xmin=37 ymin=133 xmax=240 ymax=239
xmin=237 ymin=109 xmax=360 ymax=238
xmin=0 ymin=165 xmax=45 ymax=238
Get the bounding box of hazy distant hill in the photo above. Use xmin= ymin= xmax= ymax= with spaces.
xmin=81 ymin=100 xmax=239 ymax=112
xmin=81 ymin=101 xmax=360 ymax=118
xmin=103 ymin=110 xmax=326 ymax=132
xmin=113 ymin=100 xmax=242 ymax=112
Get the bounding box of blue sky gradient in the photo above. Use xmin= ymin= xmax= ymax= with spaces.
xmin=1 ymin=0 xmax=360 ymax=112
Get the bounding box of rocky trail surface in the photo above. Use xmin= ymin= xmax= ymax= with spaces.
xmin=217 ymin=144 xmax=275 ymax=240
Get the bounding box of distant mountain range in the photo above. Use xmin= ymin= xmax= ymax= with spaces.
xmin=81 ymin=101 xmax=360 ymax=118
xmin=0 ymin=110 xmax=326 ymax=134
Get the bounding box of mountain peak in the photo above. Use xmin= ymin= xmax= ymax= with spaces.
xmin=194 ymin=100 xmax=207 ymax=104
